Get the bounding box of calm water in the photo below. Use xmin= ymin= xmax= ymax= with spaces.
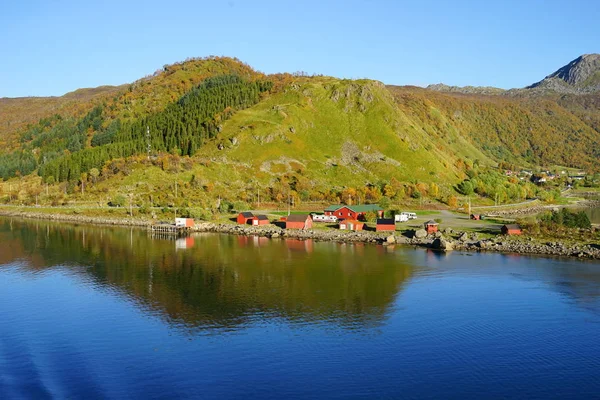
xmin=1 ymin=218 xmax=600 ymax=399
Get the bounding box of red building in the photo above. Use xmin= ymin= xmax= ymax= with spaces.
xmin=501 ymin=224 xmax=522 ymax=235
xmin=376 ymin=218 xmax=396 ymax=232
xmin=424 ymin=220 xmax=439 ymax=234
xmin=252 ymin=215 xmax=270 ymax=226
xmin=285 ymin=214 xmax=313 ymax=230
xmin=237 ymin=212 xmax=254 ymax=225
xmin=324 ymin=204 xmax=384 ymax=221
xmin=339 ymin=219 xmax=364 ymax=231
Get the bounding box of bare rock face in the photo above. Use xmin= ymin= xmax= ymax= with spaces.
xmin=528 ymin=54 xmax=600 ymax=93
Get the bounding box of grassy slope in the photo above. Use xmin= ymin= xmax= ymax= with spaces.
xmin=198 ymin=78 xmax=487 ymax=188
xmin=389 ymin=86 xmax=600 ymax=170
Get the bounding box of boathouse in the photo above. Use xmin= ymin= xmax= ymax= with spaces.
xmin=424 ymin=220 xmax=439 ymax=234
xmin=175 ymin=218 xmax=195 ymax=228
xmin=252 ymin=215 xmax=270 ymax=226
xmin=501 ymin=224 xmax=522 ymax=235
xmin=285 ymin=214 xmax=313 ymax=230
xmin=237 ymin=212 xmax=254 ymax=225
xmin=324 ymin=204 xmax=384 ymax=221
xmin=339 ymin=219 xmax=364 ymax=231
xmin=376 ymin=218 xmax=396 ymax=232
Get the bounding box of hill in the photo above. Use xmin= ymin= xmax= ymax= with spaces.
xmin=0 ymin=55 xmax=599 ymax=211
xmin=528 ymin=54 xmax=600 ymax=93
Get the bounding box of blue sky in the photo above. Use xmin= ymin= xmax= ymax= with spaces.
xmin=1 ymin=0 xmax=598 ymax=97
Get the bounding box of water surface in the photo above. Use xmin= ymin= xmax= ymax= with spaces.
xmin=1 ymin=218 xmax=600 ymax=399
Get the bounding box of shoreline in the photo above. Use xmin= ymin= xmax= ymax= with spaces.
xmin=1 ymin=208 xmax=599 ymax=260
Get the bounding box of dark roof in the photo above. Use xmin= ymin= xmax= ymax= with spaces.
xmin=239 ymin=212 xmax=254 ymax=218
xmin=286 ymin=214 xmax=311 ymax=222
xmin=503 ymin=224 xmax=521 ymax=230
xmin=325 ymin=204 xmax=384 ymax=213
xmin=424 ymin=220 xmax=438 ymax=225
xmin=255 ymin=215 xmax=269 ymax=220
xmin=376 ymin=218 xmax=395 ymax=225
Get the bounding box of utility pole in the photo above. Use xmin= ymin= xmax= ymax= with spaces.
xmin=175 ymin=180 xmax=178 ymax=199
xmin=257 ymin=187 xmax=260 ymax=208
xmin=468 ymin=196 xmax=471 ymax=216
xmin=288 ymin=191 xmax=291 ymax=216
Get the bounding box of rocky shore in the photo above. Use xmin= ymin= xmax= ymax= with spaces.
xmin=1 ymin=208 xmax=598 ymax=260
xmin=194 ymin=223 xmax=600 ymax=260
xmin=0 ymin=208 xmax=151 ymax=227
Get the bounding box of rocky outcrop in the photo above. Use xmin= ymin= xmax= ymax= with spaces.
xmin=528 ymin=54 xmax=600 ymax=93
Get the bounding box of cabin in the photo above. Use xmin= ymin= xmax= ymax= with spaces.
xmin=237 ymin=212 xmax=254 ymax=225
xmin=376 ymin=218 xmax=396 ymax=232
xmin=424 ymin=220 xmax=439 ymax=234
xmin=324 ymin=204 xmax=384 ymax=221
xmin=501 ymin=224 xmax=522 ymax=235
xmin=252 ymin=215 xmax=270 ymax=226
xmin=285 ymin=214 xmax=313 ymax=230
xmin=175 ymin=218 xmax=195 ymax=228
xmin=339 ymin=219 xmax=364 ymax=231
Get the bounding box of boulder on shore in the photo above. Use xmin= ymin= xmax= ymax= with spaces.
xmin=432 ymin=237 xmax=454 ymax=251
xmin=386 ymin=235 xmax=396 ymax=244
xmin=414 ymin=229 xmax=427 ymax=239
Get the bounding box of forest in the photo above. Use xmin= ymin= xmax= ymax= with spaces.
xmin=0 ymin=74 xmax=272 ymax=183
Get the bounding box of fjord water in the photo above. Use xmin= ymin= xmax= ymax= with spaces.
xmin=1 ymin=218 xmax=600 ymax=399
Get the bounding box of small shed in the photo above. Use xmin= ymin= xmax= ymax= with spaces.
xmin=501 ymin=224 xmax=522 ymax=235
xmin=252 ymin=215 xmax=270 ymax=226
xmin=376 ymin=218 xmax=396 ymax=232
xmin=237 ymin=212 xmax=254 ymax=225
xmin=339 ymin=219 xmax=364 ymax=231
xmin=424 ymin=220 xmax=439 ymax=234
xmin=175 ymin=218 xmax=195 ymax=228
xmin=286 ymin=214 xmax=313 ymax=230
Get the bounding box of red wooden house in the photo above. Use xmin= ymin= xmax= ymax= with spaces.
xmin=324 ymin=204 xmax=384 ymax=221
xmin=252 ymin=215 xmax=270 ymax=226
xmin=237 ymin=212 xmax=254 ymax=225
xmin=424 ymin=220 xmax=439 ymax=234
xmin=376 ymin=218 xmax=396 ymax=232
xmin=285 ymin=214 xmax=313 ymax=230
xmin=501 ymin=224 xmax=522 ymax=235
xmin=339 ymin=219 xmax=364 ymax=231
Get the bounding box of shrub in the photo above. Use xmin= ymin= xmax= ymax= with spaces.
xmin=108 ymin=194 xmax=126 ymax=207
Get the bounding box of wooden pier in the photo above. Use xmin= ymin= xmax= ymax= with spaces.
xmin=149 ymin=224 xmax=191 ymax=235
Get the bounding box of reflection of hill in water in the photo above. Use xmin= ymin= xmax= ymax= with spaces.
xmin=0 ymin=218 xmax=415 ymax=330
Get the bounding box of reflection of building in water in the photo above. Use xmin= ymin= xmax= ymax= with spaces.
xmin=176 ymin=237 xmax=195 ymax=250
xmin=285 ymin=238 xmax=314 ymax=253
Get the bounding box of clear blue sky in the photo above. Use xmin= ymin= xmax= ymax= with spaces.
xmin=1 ymin=0 xmax=598 ymax=97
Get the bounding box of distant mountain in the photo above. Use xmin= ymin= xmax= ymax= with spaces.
xmin=426 ymin=83 xmax=506 ymax=96
xmin=528 ymin=54 xmax=600 ymax=93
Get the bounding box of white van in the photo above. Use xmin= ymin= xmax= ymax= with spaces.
xmin=395 ymin=214 xmax=408 ymax=222
xmin=312 ymin=214 xmax=338 ymax=223
xmin=400 ymin=212 xmax=417 ymax=220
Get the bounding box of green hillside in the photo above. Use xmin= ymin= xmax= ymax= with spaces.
xmin=0 ymin=56 xmax=599 ymax=212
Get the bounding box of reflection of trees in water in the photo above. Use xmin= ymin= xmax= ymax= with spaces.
xmin=0 ymin=219 xmax=415 ymax=331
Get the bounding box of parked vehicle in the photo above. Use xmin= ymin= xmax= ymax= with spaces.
xmin=400 ymin=212 xmax=417 ymax=220
xmin=395 ymin=214 xmax=409 ymax=222
xmin=312 ymin=214 xmax=339 ymax=223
